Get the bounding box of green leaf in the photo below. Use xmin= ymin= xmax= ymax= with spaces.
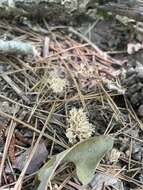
xmin=36 ymin=135 xmax=113 ymax=190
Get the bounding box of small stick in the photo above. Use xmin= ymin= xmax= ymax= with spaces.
xmin=0 ymin=40 xmax=37 ymax=56
xmin=43 ymin=37 xmax=50 ymax=58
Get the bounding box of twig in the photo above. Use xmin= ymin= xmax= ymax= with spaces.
xmin=43 ymin=37 xmax=50 ymax=58
xmin=0 ymin=40 xmax=37 ymax=55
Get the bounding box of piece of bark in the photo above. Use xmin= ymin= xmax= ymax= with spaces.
xmin=0 ymin=0 xmax=96 ymax=22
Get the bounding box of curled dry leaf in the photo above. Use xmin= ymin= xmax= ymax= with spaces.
xmin=14 ymin=142 xmax=48 ymax=174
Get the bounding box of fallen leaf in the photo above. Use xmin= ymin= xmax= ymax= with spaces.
xmin=36 ymin=135 xmax=113 ymax=190
xmin=15 ymin=142 xmax=48 ymax=174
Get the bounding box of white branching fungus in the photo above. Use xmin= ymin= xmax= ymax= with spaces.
xmin=66 ymin=107 xmax=94 ymax=143
xmin=48 ymin=75 xmax=68 ymax=94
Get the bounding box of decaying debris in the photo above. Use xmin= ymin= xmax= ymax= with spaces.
xmin=66 ymin=107 xmax=94 ymax=143
xmin=0 ymin=125 xmax=16 ymax=166
xmin=105 ymin=79 xmax=125 ymax=94
xmin=8 ymin=134 xmax=16 ymax=166
xmin=1 ymin=74 xmax=30 ymax=103
xmin=99 ymin=3 xmax=143 ymax=23
xmin=89 ymin=173 xmax=123 ymax=190
xmin=0 ymin=125 xmax=6 ymax=145
xmin=122 ymin=60 xmax=143 ymax=117
xmin=0 ymin=0 xmax=97 ymax=22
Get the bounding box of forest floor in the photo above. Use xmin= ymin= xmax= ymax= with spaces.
xmin=0 ymin=12 xmax=143 ymax=190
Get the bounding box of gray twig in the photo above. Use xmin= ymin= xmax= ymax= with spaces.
xmin=0 ymin=40 xmax=37 ymax=55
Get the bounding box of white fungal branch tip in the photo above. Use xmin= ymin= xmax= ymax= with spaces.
xmin=66 ymin=107 xmax=94 ymax=143
xmin=47 ymin=75 xmax=68 ymax=94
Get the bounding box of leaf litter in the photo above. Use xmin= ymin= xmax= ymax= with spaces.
xmin=0 ymin=11 xmax=142 ymax=190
